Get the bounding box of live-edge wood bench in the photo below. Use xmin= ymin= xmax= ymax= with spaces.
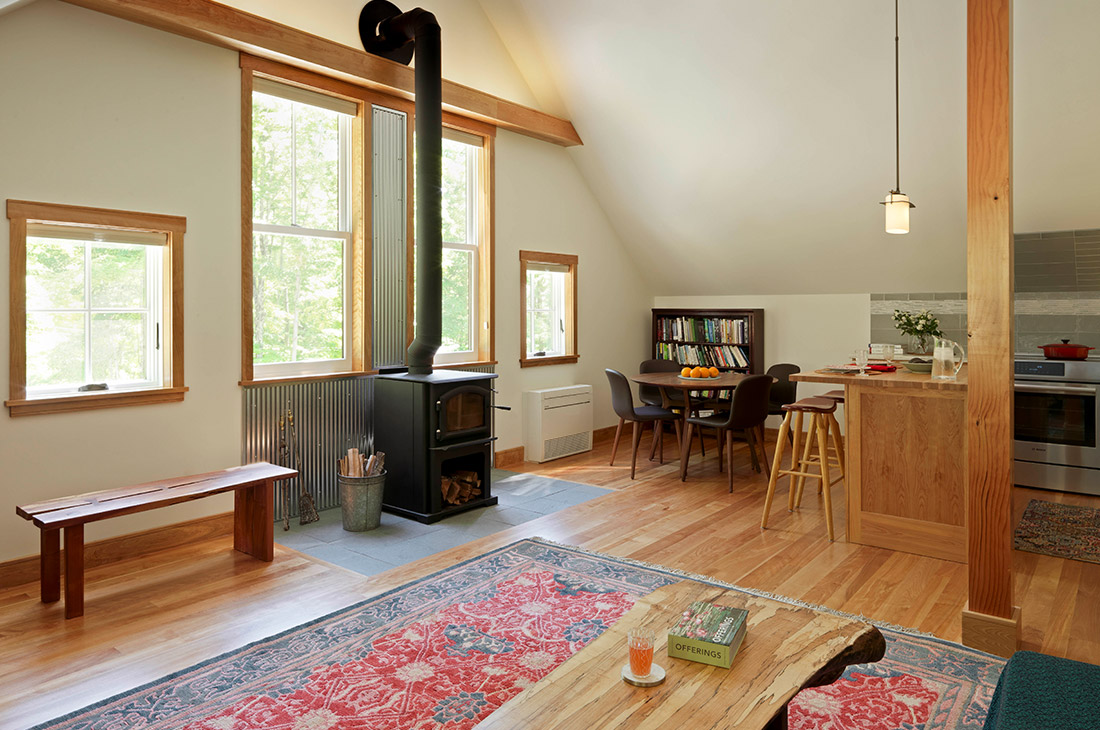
xmin=15 ymin=462 xmax=297 ymax=619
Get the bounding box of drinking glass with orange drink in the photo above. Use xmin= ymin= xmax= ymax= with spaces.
xmin=627 ymin=627 xmax=656 ymax=677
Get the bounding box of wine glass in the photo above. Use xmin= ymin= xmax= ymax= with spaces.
xmin=854 ymin=348 xmax=869 ymax=377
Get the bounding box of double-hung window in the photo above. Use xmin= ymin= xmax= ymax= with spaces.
xmin=251 ymin=78 xmax=356 ymax=378
xmin=437 ymin=128 xmax=482 ymax=364
xmin=6 ymin=200 xmax=186 ymax=417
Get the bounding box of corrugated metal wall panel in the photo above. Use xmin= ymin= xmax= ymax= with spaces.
xmin=372 ymin=105 xmax=408 ymax=369
xmin=242 ymin=377 xmax=370 ymax=519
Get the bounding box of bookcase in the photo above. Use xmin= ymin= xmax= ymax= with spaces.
xmin=651 ymin=308 xmax=765 ymax=374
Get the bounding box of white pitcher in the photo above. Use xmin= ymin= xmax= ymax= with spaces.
xmin=931 ymin=337 xmax=965 ymax=381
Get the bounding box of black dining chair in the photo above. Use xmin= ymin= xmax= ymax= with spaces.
xmin=680 ymin=374 xmax=772 ymax=491
xmin=638 ymin=359 xmax=686 ymax=407
xmin=606 ymin=369 xmax=681 ymax=479
xmin=638 ymin=358 xmax=714 ymax=460
xmin=638 ymin=358 xmax=701 ymax=460
xmin=766 ymin=364 xmax=800 ymax=443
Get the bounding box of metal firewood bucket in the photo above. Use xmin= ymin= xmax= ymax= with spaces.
xmin=338 ymin=470 xmax=386 ymax=532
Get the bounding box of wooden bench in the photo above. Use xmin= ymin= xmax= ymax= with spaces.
xmin=15 ymin=462 xmax=297 ymax=619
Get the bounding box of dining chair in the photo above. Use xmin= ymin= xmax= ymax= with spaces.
xmin=606 ymin=369 xmax=681 ymax=479
xmin=680 ymin=374 xmax=772 ymax=491
xmin=638 ymin=358 xmax=712 ymax=459
xmin=766 ymin=363 xmax=800 ymax=443
xmin=638 ymin=358 xmax=701 ymax=460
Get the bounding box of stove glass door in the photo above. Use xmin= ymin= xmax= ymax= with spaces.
xmin=437 ymin=385 xmax=490 ymax=442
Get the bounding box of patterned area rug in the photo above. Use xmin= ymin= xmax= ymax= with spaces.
xmin=1014 ymin=499 xmax=1100 ymax=564
xmin=35 ymin=539 xmax=1003 ymax=730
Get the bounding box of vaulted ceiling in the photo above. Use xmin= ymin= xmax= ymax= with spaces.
xmin=479 ymin=0 xmax=1100 ymax=295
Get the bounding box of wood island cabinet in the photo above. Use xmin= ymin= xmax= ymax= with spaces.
xmin=793 ymin=368 xmax=968 ymax=562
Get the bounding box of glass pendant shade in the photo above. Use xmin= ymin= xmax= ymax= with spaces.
xmin=884 ymin=192 xmax=911 ymax=234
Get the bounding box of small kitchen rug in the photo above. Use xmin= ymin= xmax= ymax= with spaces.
xmin=34 ymin=539 xmax=1002 ymax=730
xmin=1014 ymin=499 xmax=1100 ymax=564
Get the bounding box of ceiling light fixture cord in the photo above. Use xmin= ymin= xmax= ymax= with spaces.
xmin=894 ymin=0 xmax=900 ymax=193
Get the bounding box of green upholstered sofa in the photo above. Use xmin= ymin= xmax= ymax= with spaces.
xmin=984 ymin=650 xmax=1100 ymax=729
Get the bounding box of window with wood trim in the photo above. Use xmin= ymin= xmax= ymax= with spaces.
xmin=436 ymin=123 xmax=494 ymax=366
xmin=250 ymin=76 xmax=357 ymax=379
xmin=520 ymin=250 xmax=577 ymax=367
xmin=6 ymin=200 xmax=186 ymax=417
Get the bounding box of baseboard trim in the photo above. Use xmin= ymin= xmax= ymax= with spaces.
xmin=0 ymin=512 xmax=235 ymax=590
xmin=961 ymin=604 xmax=1021 ymax=658
xmin=494 ymin=446 xmax=525 ymax=469
xmin=592 ymin=425 xmax=619 ymax=443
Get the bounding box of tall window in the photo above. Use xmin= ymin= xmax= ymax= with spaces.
xmin=520 ymin=251 xmax=578 ymax=367
xmin=251 ymin=78 xmax=355 ymax=377
xmin=7 ymin=200 xmax=186 ymax=417
xmin=437 ymin=128 xmax=482 ymax=363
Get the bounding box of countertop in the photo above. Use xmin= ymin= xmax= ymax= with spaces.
xmin=792 ymin=364 xmax=967 ymax=391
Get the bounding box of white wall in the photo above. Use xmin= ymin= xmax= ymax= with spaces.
xmin=493 ymin=130 xmax=652 ymax=451
xmin=653 ymin=294 xmax=871 ymax=427
xmin=0 ymin=1 xmax=242 ymax=562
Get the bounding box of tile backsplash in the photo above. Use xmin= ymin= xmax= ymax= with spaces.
xmin=870 ymin=293 xmax=969 ymax=351
xmin=870 ymin=228 xmax=1100 ymax=353
xmin=871 ymin=291 xmax=1100 ymax=354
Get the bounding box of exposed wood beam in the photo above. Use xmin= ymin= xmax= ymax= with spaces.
xmin=964 ymin=0 xmax=1018 ymax=657
xmin=60 ymin=0 xmax=582 ymax=147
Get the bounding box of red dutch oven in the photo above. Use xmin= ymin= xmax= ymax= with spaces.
xmin=1039 ymin=339 xmax=1095 ymax=360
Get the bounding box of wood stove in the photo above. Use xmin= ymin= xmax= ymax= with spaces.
xmin=372 ymin=369 xmax=498 ymax=523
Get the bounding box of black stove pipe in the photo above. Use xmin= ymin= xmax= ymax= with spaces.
xmin=360 ymin=1 xmax=442 ymax=375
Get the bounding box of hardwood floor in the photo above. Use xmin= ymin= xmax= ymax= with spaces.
xmin=1 ymin=429 xmax=1098 ymax=728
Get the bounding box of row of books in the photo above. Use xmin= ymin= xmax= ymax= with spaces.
xmin=655 ymin=343 xmax=749 ymax=368
xmin=656 ymin=316 xmax=748 ymax=344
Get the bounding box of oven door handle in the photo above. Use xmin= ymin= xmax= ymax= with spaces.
xmin=1014 ymin=382 xmax=1098 ymax=396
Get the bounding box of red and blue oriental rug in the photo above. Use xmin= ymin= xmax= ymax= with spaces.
xmin=35 ymin=538 xmax=1003 ymax=730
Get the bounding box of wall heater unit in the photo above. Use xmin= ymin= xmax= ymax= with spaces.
xmin=524 ymin=385 xmax=593 ymax=463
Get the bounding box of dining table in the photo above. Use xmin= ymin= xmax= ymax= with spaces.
xmin=629 ymin=370 xmax=754 ymax=476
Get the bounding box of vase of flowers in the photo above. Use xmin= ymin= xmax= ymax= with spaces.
xmin=892 ymin=309 xmax=943 ymax=355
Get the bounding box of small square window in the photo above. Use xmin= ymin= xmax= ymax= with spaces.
xmin=7 ymin=200 xmax=186 ymax=417
xmin=520 ymin=251 xmax=578 ymax=368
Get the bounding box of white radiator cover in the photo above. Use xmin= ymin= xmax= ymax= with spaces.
xmin=524 ymin=385 xmax=593 ymax=463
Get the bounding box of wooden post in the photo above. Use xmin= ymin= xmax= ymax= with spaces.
xmin=963 ymin=0 xmax=1019 ymax=657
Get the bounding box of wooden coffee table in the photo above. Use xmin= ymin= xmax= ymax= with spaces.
xmin=477 ymin=580 xmax=885 ymax=729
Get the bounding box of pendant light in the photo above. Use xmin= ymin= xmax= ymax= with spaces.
xmin=881 ymin=0 xmax=914 ymax=234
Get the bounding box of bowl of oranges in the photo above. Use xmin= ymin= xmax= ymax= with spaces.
xmin=679 ymin=366 xmax=721 ymax=380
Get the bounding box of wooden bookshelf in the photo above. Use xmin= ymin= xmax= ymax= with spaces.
xmin=651 ymin=308 xmax=765 ymax=374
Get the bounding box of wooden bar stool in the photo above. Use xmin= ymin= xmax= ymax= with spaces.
xmin=760 ymin=397 xmax=846 ymax=541
xmin=793 ymin=389 xmax=846 ymax=502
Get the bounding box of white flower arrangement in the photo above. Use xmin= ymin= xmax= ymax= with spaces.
xmin=892 ymin=309 xmax=943 ymax=338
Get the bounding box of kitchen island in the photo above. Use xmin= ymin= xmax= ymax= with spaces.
xmin=792 ymin=367 xmax=967 ymax=562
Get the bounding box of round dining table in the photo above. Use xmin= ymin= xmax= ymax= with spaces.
xmin=629 ymin=370 xmax=755 ymax=476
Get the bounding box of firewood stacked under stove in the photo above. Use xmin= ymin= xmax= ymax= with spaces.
xmin=441 ymin=470 xmax=482 ymax=505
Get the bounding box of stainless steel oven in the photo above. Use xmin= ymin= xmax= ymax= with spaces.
xmin=1014 ymin=356 xmax=1100 ymax=495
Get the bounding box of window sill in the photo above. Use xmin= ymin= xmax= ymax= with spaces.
xmin=519 ymin=354 xmax=579 ymax=369
xmin=6 ymin=386 xmax=189 ymax=417
xmin=240 ymin=370 xmax=374 ymax=387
